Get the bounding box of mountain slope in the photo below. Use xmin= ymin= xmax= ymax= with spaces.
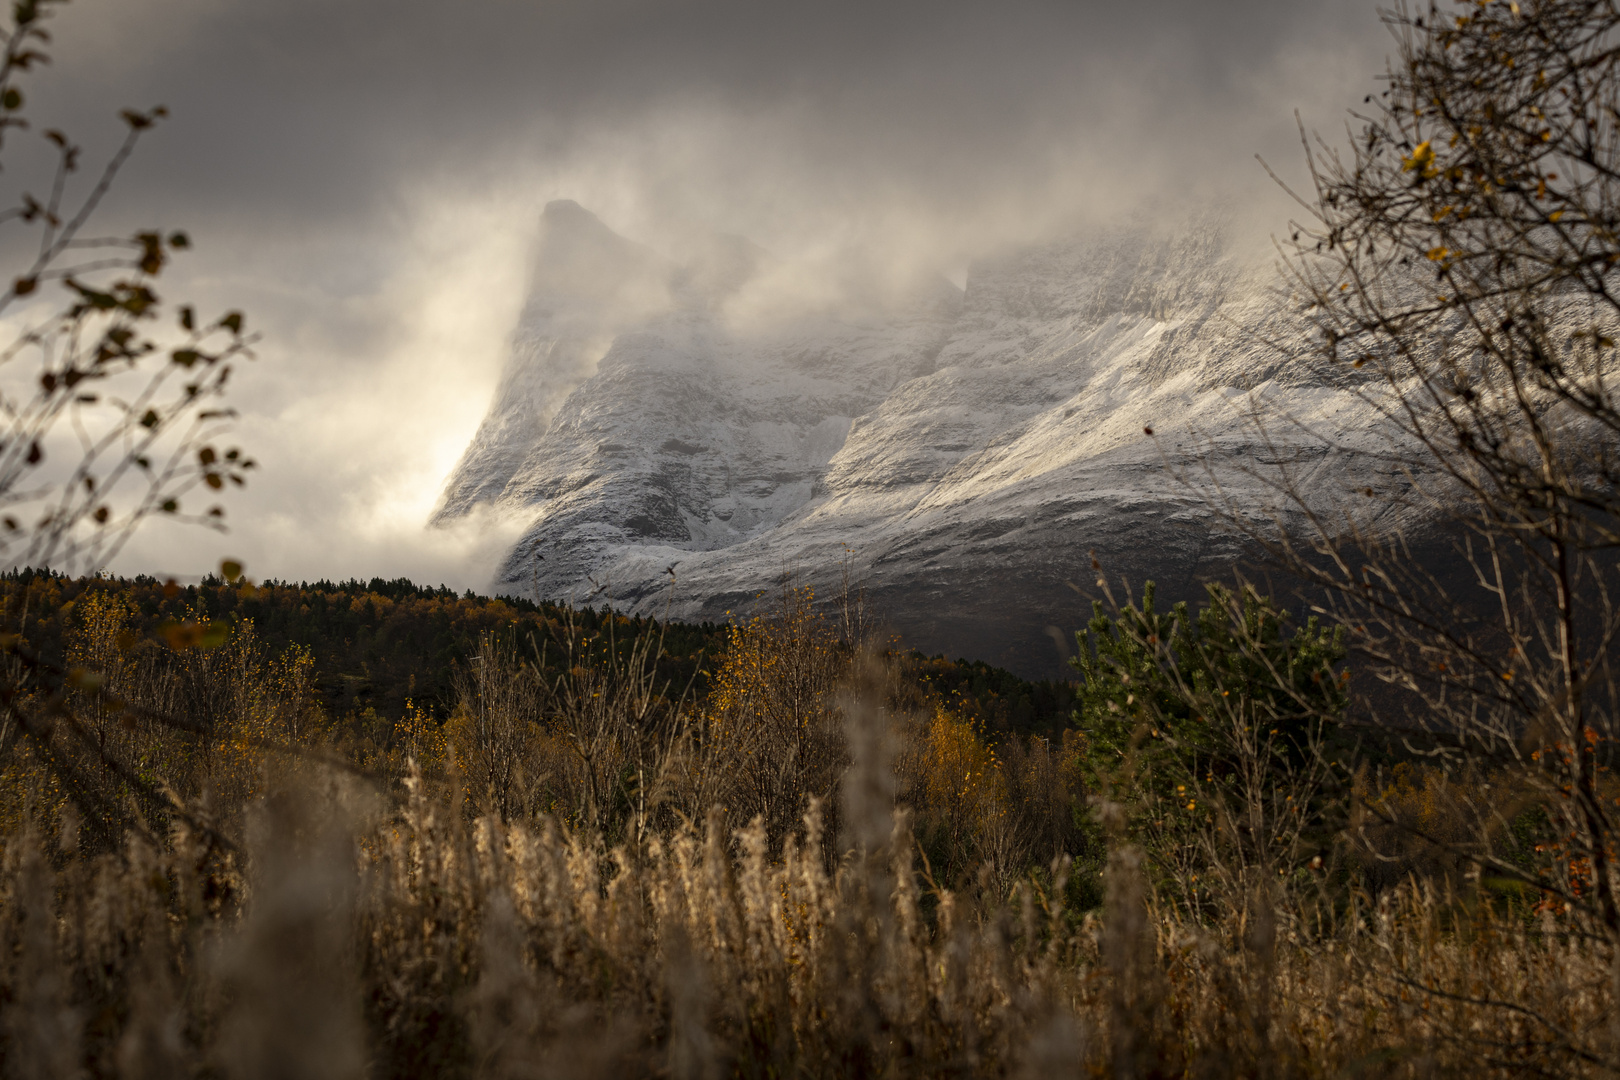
xmin=437 ymin=206 xmax=1394 ymax=676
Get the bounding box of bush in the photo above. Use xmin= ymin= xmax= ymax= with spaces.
xmin=1068 ymin=581 xmax=1349 ymax=906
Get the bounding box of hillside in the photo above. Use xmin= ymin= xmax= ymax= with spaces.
xmin=437 ymin=204 xmax=1406 ymax=677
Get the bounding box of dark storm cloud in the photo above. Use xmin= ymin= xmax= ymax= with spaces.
xmin=5 ymin=0 xmax=1393 ymax=587
xmin=38 ymin=0 xmax=1384 ymax=241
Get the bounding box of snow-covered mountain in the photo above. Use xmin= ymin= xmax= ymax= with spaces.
xmin=436 ymin=201 xmax=1396 ymax=676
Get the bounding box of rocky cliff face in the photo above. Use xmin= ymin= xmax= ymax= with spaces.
xmin=436 ymin=202 xmax=1397 ymax=676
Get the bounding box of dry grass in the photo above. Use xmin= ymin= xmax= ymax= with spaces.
xmin=0 ymin=755 xmax=1611 ymax=1079
xmin=0 ymin=583 xmax=1613 ymax=1077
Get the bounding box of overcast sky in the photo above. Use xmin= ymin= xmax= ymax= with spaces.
xmin=12 ymin=0 xmax=1393 ymax=590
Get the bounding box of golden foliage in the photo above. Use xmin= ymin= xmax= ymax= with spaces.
xmin=696 ymin=585 xmax=847 ymax=847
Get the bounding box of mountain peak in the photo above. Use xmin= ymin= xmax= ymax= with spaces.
xmin=528 ymin=201 xmax=666 ymax=307
xmin=540 ymin=198 xmax=593 ymax=220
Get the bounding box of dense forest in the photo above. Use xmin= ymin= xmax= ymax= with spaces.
xmin=0 ymin=566 xmax=1077 ymax=739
